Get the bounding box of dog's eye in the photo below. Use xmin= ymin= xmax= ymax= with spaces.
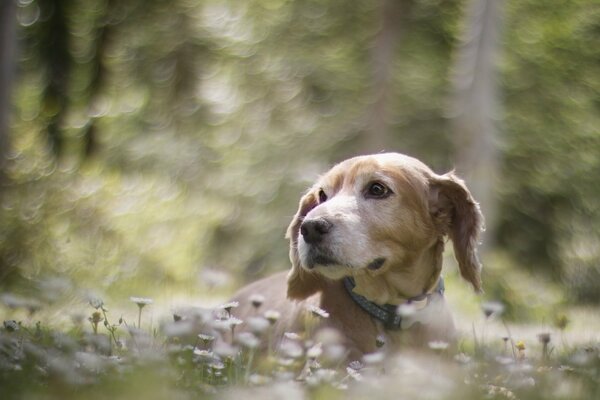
xmin=366 ymin=182 xmax=391 ymax=199
xmin=318 ymin=189 xmax=328 ymax=203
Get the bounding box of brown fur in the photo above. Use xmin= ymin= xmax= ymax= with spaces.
xmin=230 ymin=153 xmax=483 ymax=357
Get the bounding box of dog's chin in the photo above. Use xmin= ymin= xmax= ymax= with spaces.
xmin=299 ymin=254 xmax=351 ymax=280
xmin=310 ymin=264 xmax=350 ymax=280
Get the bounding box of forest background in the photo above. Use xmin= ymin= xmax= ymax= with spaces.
xmin=0 ymin=0 xmax=599 ymax=325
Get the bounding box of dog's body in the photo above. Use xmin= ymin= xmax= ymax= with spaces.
xmin=229 ymin=153 xmax=483 ymax=358
xmin=230 ymin=271 xmax=454 ymax=359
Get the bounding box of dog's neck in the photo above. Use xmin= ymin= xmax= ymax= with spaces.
xmin=350 ymin=239 xmax=445 ymax=305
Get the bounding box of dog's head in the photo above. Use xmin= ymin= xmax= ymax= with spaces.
xmin=286 ymin=153 xmax=484 ymax=301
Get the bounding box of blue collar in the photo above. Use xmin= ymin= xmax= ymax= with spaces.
xmin=343 ymin=276 xmax=445 ymax=330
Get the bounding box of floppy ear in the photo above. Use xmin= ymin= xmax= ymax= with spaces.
xmin=429 ymin=172 xmax=484 ymax=292
xmin=285 ymin=190 xmax=324 ymax=300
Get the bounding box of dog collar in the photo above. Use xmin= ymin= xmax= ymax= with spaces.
xmin=343 ymin=276 xmax=445 ymax=330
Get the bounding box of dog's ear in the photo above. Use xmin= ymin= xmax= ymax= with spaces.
xmin=285 ymin=190 xmax=324 ymax=300
xmin=429 ymin=172 xmax=484 ymax=292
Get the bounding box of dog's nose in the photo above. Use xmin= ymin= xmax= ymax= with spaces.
xmin=300 ymin=218 xmax=332 ymax=244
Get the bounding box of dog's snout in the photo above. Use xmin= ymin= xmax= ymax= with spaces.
xmin=300 ymin=218 xmax=332 ymax=244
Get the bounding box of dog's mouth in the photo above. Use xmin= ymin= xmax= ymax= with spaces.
xmin=302 ymin=250 xmax=341 ymax=270
xmin=302 ymin=247 xmax=387 ymax=274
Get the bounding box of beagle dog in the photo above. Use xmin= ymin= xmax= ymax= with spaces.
xmin=229 ymin=153 xmax=483 ymax=359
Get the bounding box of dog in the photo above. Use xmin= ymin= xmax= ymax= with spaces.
xmin=228 ymin=152 xmax=483 ymax=359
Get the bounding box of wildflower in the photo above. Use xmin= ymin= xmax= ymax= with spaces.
xmin=375 ymin=335 xmax=386 ymax=348
xmin=284 ymin=332 xmax=302 ymax=341
xmin=209 ymin=360 xmax=226 ymax=370
xmin=362 ymin=351 xmax=385 ymax=365
xmin=130 ymin=297 xmax=153 ymax=308
xmin=90 ymin=311 xmax=103 ymax=323
xmin=537 ymin=332 xmax=551 ymax=344
xmin=219 ymin=301 xmax=239 ymax=315
xmin=323 ymin=344 xmax=346 ymax=364
xmin=307 ymin=369 xmax=337 ymax=386
xmin=249 ymin=294 xmax=265 ymax=309
xmin=236 ymin=332 xmax=260 ymax=349
xmin=213 ymin=342 xmax=238 ymax=359
xmin=75 ymin=351 xmax=105 ymax=374
xmin=502 ymin=336 xmax=510 ymax=355
xmin=454 ymin=353 xmax=472 ymax=364
xmin=131 ymin=297 xmax=153 ymax=329
xmin=88 ymin=311 xmax=103 ymax=334
xmin=307 ymin=343 xmax=323 ymax=359
xmin=348 ymin=360 xmax=364 ymax=371
xmin=516 ymin=340 xmax=526 ymax=361
xmin=487 ymin=384 xmax=517 ymax=400
xmin=481 ymin=301 xmax=505 ymax=318
xmin=346 ymin=366 xmax=363 ymax=381
xmin=193 ymin=348 xmax=215 ymax=364
xmin=280 ymin=340 xmax=304 ymax=359
xmin=428 ymin=340 xmax=449 ymax=351
xmin=308 ymin=359 xmax=322 ymax=373
xmin=3 ymin=320 xmax=19 ymax=332
xmin=89 ymin=297 xmax=104 ymax=310
xmin=554 ymin=314 xmax=569 ymax=331
xmin=249 ymin=374 xmax=272 ymax=385
xmin=308 ymin=305 xmax=330 ymax=319
xmin=247 ymin=317 xmax=270 ymax=335
xmin=538 ymin=332 xmax=551 ymax=361
xmin=212 ymin=317 xmax=242 ymax=333
xmin=198 ymin=333 xmax=215 ymax=347
xmin=264 ymin=310 xmax=281 ymax=325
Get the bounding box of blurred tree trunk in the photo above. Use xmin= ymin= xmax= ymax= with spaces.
xmin=449 ymin=0 xmax=504 ymax=245
xmin=0 ymin=0 xmax=17 ymax=187
xmin=362 ymin=0 xmax=411 ymax=153
xmin=83 ymin=0 xmax=117 ymax=159
xmin=39 ymin=0 xmax=71 ymax=159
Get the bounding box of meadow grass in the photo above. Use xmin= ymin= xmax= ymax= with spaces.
xmin=0 ymin=294 xmax=599 ymax=400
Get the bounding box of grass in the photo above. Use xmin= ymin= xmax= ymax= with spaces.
xmin=0 ymin=294 xmax=599 ymax=400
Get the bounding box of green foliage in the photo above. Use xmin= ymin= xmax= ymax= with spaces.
xmin=497 ymin=0 xmax=600 ymax=301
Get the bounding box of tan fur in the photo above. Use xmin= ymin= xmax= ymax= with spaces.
xmin=230 ymin=153 xmax=483 ymax=357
